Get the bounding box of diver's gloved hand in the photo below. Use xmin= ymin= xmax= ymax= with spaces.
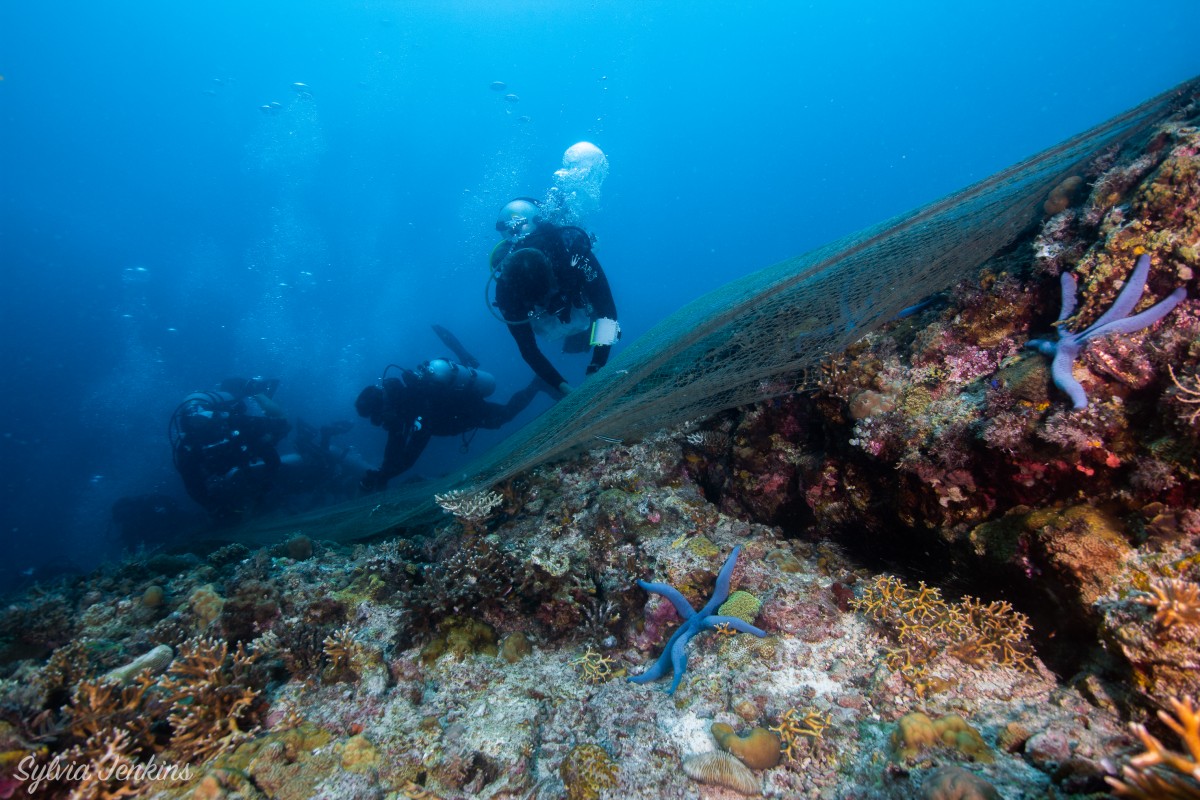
xmin=359 ymin=469 xmax=386 ymax=493
xmin=557 ymin=382 xmax=573 ymax=397
xmin=585 ymin=363 xmax=601 ymax=376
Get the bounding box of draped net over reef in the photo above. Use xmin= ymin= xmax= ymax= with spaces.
xmin=242 ymin=76 xmax=1200 ymax=545
xmin=2 ymin=78 xmax=1200 ymax=799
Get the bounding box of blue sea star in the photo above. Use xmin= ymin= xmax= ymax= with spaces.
xmin=1026 ymin=254 xmax=1186 ymax=410
xmin=628 ymin=546 xmax=766 ymax=694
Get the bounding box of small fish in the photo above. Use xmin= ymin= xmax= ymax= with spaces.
xmin=893 ymin=296 xmax=938 ymax=320
xmin=593 ymin=434 xmax=623 ymax=444
xmin=489 ymin=81 xmax=507 ymax=91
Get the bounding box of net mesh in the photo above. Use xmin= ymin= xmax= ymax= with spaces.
xmin=237 ymin=76 xmax=1199 ymax=546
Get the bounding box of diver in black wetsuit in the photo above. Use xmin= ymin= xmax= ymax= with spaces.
xmin=489 ymin=197 xmax=619 ymax=397
xmin=354 ymin=359 xmax=543 ymax=492
xmin=169 ymin=376 xmax=291 ymax=524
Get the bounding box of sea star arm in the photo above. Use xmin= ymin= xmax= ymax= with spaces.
xmin=1057 ymin=271 xmax=1079 ymax=321
xmin=1078 ymin=254 xmax=1152 ymax=336
xmin=1049 ymin=341 xmax=1089 ymax=410
xmin=1079 ymin=286 xmax=1187 ymax=342
xmin=666 ymin=627 xmax=694 ymax=694
xmin=697 ymin=546 xmax=742 ymax=616
xmin=636 ymin=579 xmax=696 ymax=620
xmin=627 ymin=626 xmax=687 ymax=685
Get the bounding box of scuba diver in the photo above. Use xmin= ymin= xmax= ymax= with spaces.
xmin=488 ymin=197 xmax=620 ymax=396
xmin=169 ymin=376 xmax=291 ymax=524
xmin=355 ymin=358 xmax=543 ymax=492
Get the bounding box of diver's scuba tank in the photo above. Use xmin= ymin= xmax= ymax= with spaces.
xmin=414 ymin=359 xmax=497 ymax=398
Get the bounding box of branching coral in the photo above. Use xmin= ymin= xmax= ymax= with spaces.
xmin=434 ymin=488 xmax=504 ymax=526
xmin=1108 ymin=696 xmax=1200 ymax=798
xmin=322 ymin=624 xmax=363 ymax=681
xmin=570 ymin=647 xmax=620 ymax=685
xmin=44 ymin=638 xmax=264 ymax=796
xmin=850 ymin=575 xmax=1033 ymax=677
xmin=63 ymin=728 xmax=146 ymax=800
xmin=158 ymin=637 xmax=265 ymax=763
xmin=769 ymin=707 xmax=831 ymax=762
xmin=63 ymin=674 xmax=159 ymax=754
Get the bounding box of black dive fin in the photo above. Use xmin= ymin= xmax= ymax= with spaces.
xmin=431 ymin=325 xmax=481 ymax=368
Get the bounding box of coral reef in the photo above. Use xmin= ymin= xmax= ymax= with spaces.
xmin=0 ymin=99 xmax=1196 ymax=800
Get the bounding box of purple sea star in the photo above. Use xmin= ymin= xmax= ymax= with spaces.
xmin=1026 ymin=254 xmax=1186 ymax=409
xmin=628 ymin=546 xmax=766 ymax=695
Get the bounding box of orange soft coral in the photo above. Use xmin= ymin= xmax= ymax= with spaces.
xmin=1108 ymin=696 xmax=1200 ymax=798
xmin=1136 ymin=578 xmax=1200 ymax=632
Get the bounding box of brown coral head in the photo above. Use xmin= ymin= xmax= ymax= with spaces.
xmin=711 ymin=722 xmax=782 ymax=769
xmin=1044 ymin=175 xmax=1085 ymax=216
xmin=920 ymin=765 xmax=1002 ymax=800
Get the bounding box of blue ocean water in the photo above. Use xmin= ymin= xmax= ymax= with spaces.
xmin=0 ymin=0 xmax=1196 ymax=583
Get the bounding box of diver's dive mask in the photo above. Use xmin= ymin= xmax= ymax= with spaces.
xmin=498 ymin=216 xmax=534 ymax=243
xmin=495 ymin=197 xmax=541 ymax=243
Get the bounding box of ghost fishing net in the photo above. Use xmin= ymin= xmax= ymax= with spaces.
xmin=238 ymin=76 xmax=1200 ymax=546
